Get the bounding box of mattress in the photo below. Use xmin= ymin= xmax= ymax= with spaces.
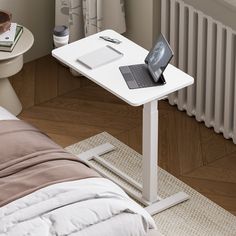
xmin=0 ymin=106 xmax=18 ymax=120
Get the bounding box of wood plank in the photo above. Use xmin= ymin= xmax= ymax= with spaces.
xmin=35 ymin=55 xmax=58 ymax=104
xmin=58 ymin=64 xmax=81 ymax=96
xmin=208 ymin=152 xmax=236 ymax=171
xmin=185 ymin=166 xmax=236 ymax=184
xmin=47 ymin=132 xmax=80 ymax=148
xmin=126 ymin=126 xmax=142 ymax=154
xmin=225 ymin=140 xmax=236 ymax=155
xmin=180 ymin=176 xmax=236 ymax=197
xmin=159 ymin=100 xmax=178 ymax=112
xmin=19 ymin=105 xmax=140 ymax=132
xmin=42 ymin=96 xmax=142 ymax=119
xmin=80 ymin=76 xmax=97 ymax=87
xmin=200 ymin=124 xmax=227 ymax=164
xmin=20 ymin=117 xmax=124 ymax=139
xmin=159 ymin=109 xmax=180 ymax=175
xmin=230 ymin=210 xmax=236 ymax=216
xmin=204 ymin=194 xmax=236 ymax=215
xmin=174 ymin=109 xmax=203 ymax=174
xmin=8 ymin=55 xmax=86 ymax=108
xmin=10 ymin=60 xmax=36 ymax=109
xmin=115 ymin=131 xmax=129 ymax=149
xmin=115 ymin=128 xmax=151 ymax=155
xmin=63 ymin=85 xmax=126 ymax=104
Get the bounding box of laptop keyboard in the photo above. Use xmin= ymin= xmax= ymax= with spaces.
xmin=128 ymin=64 xmax=156 ymax=88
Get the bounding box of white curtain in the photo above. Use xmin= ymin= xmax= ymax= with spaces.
xmin=55 ymin=0 xmax=126 ymax=42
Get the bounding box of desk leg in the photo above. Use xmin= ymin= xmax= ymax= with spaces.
xmin=78 ymin=99 xmax=190 ymax=215
xmin=143 ymin=100 xmax=190 ymax=215
xmin=142 ymin=100 xmax=158 ymax=203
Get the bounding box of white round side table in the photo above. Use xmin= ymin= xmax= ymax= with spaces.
xmin=0 ymin=27 xmax=34 ymax=115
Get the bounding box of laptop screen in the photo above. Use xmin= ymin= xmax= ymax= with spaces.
xmin=145 ymin=34 xmax=173 ymax=82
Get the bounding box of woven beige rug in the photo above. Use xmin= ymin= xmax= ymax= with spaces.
xmin=66 ymin=132 xmax=236 ymax=236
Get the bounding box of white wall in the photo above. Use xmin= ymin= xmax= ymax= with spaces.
xmin=183 ymin=0 xmax=236 ymax=31
xmin=0 ymin=0 xmax=55 ymax=62
xmin=151 ymin=0 xmax=236 ymax=46
xmin=124 ymin=0 xmax=155 ymax=50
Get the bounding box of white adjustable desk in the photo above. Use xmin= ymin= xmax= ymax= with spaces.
xmin=52 ymin=30 xmax=194 ymax=215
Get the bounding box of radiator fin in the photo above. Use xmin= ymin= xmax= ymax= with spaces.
xmin=214 ymin=23 xmax=225 ymax=133
xmin=233 ymin=42 xmax=236 ymax=143
xmin=186 ymin=6 xmax=196 ymax=116
xmin=205 ymin=18 xmax=216 ymax=127
xmin=168 ymin=0 xmax=179 ymax=105
xmin=177 ymin=1 xmax=187 ymax=110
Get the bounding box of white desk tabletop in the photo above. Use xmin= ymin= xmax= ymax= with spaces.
xmin=52 ymin=30 xmax=194 ymax=106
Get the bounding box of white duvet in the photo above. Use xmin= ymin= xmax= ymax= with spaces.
xmin=0 ymin=178 xmax=156 ymax=236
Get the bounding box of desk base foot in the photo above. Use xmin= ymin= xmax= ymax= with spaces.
xmin=145 ymin=192 xmax=190 ymax=215
xmin=77 ymin=143 xmax=190 ymax=215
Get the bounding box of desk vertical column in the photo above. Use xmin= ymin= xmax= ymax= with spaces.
xmin=142 ymin=100 xmax=158 ymax=203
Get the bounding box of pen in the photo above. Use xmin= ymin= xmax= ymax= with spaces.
xmin=99 ymin=36 xmax=122 ymax=44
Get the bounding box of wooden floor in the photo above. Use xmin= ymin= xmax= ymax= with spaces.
xmin=19 ymin=80 xmax=236 ymax=215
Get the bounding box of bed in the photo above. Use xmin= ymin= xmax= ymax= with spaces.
xmin=0 ymin=106 xmax=160 ymax=236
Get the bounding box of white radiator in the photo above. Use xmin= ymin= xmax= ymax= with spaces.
xmin=161 ymin=0 xmax=236 ymax=143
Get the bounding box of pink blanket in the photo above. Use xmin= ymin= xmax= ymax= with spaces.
xmin=0 ymin=120 xmax=99 ymax=207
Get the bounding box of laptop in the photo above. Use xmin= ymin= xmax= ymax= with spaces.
xmin=119 ymin=33 xmax=173 ymax=89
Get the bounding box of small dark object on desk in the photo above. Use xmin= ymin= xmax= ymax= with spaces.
xmin=99 ymin=36 xmax=122 ymax=44
xmin=0 ymin=10 xmax=12 ymax=34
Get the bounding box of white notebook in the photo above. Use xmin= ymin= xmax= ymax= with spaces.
xmin=77 ymin=45 xmax=123 ymax=69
